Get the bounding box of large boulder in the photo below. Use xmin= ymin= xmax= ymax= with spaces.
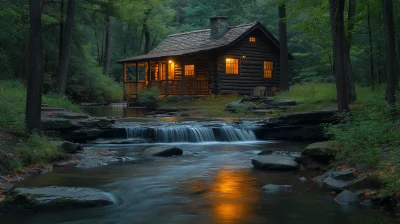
xmin=143 ymin=146 xmax=183 ymax=157
xmin=52 ymin=141 xmax=82 ymax=154
xmin=301 ymin=141 xmax=337 ymax=164
xmin=262 ymin=184 xmax=293 ymax=193
xmin=263 ymin=98 xmax=299 ymax=108
xmin=252 ymin=155 xmax=299 ymax=171
xmin=313 ymin=170 xmax=358 ymax=191
xmin=334 ymin=190 xmax=360 ymax=204
xmin=2 ymin=187 xmax=114 ymax=211
xmin=254 ymin=108 xmax=338 ymax=141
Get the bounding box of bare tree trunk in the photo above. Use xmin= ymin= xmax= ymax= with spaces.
xmin=144 ymin=23 xmax=151 ymax=54
xmin=382 ymin=0 xmax=397 ymax=105
xmin=367 ymin=0 xmax=375 ymax=90
xmin=57 ymin=0 xmax=75 ymax=95
xmin=329 ymin=0 xmax=350 ymax=112
xmin=123 ymin=23 xmax=131 ymax=56
xmin=58 ymin=0 xmax=64 ymax=61
xmin=279 ymin=3 xmax=289 ymax=91
xmin=103 ymin=14 xmax=111 ymax=75
xmin=346 ymin=0 xmax=356 ymax=102
xmin=26 ymin=0 xmax=44 ymax=132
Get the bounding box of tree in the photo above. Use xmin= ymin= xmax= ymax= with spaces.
xmin=57 ymin=0 xmax=76 ymax=95
xmin=26 ymin=0 xmax=45 ymax=132
xmin=329 ymin=0 xmax=350 ymax=112
xmin=382 ymin=0 xmax=397 ymax=105
xmin=103 ymin=14 xmax=111 ymax=74
xmin=278 ymin=2 xmax=289 ymax=91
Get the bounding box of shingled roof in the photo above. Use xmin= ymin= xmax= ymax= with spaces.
xmin=117 ymin=21 xmax=282 ymax=63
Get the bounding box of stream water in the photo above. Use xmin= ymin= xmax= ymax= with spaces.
xmin=1 ymin=107 xmax=398 ymax=223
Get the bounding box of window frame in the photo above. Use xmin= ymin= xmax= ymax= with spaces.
xmin=184 ymin=64 xmax=195 ymax=77
xmin=249 ymin=36 xmax=256 ymax=43
xmin=225 ymin=57 xmax=240 ymax=75
xmin=263 ymin=61 xmax=274 ymax=79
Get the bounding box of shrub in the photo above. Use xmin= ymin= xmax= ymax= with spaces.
xmin=137 ymin=87 xmax=160 ymax=109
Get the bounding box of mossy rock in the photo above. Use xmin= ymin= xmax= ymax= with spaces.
xmin=301 ymin=141 xmax=337 ymax=164
xmin=1 ymin=187 xmax=114 ymax=211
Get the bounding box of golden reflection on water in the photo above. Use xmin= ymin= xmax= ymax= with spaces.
xmin=187 ymin=169 xmax=260 ymax=224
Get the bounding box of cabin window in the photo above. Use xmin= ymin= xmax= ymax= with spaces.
xmin=264 ymin=61 xmax=273 ymax=79
xmin=185 ymin=64 xmax=195 ymax=77
xmin=168 ymin=60 xmax=175 ymax=79
xmin=249 ymin=37 xmax=256 ymax=43
xmin=226 ymin=58 xmax=239 ymax=75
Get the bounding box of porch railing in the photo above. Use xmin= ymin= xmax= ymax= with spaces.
xmin=124 ymin=80 xmax=210 ymax=99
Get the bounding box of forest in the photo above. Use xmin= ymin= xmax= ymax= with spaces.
xmin=1 ymin=0 xmax=400 ymax=221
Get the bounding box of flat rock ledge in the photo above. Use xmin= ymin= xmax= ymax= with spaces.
xmin=143 ymin=146 xmax=183 ymax=157
xmin=1 ymin=186 xmax=114 ymax=211
xmin=334 ymin=190 xmax=360 ymax=204
xmin=252 ymin=155 xmax=299 ymax=171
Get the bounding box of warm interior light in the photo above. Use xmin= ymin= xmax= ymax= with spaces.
xmin=242 ymin=55 xmax=246 ymax=59
xmin=168 ymin=60 xmax=173 ymax=64
xmin=226 ymin=58 xmax=231 ymax=63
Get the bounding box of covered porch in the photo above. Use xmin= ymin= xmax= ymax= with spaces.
xmin=122 ymin=57 xmax=211 ymax=100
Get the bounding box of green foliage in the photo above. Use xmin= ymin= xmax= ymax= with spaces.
xmin=324 ymin=88 xmax=400 ymax=197
xmin=137 ymin=87 xmax=160 ymax=109
xmin=274 ymin=83 xmax=337 ymax=111
xmin=0 ymin=79 xmax=81 ymax=135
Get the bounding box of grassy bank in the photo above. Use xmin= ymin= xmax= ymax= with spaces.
xmin=0 ymin=80 xmax=80 ymax=174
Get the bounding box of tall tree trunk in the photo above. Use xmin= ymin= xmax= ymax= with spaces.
xmin=144 ymin=23 xmax=151 ymax=54
xmin=103 ymin=15 xmax=111 ymax=75
xmin=56 ymin=0 xmax=75 ymax=95
xmin=123 ymin=23 xmax=131 ymax=56
xmin=346 ymin=0 xmax=356 ymax=102
xmin=329 ymin=1 xmax=336 ymax=77
xmin=58 ymin=0 xmax=64 ymax=61
xmin=329 ymin=0 xmax=350 ymax=112
xmin=279 ymin=3 xmax=289 ymax=91
xmin=26 ymin=0 xmax=44 ymax=132
xmin=367 ymin=0 xmax=375 ymax=90
xmin=382 ymin=0 xmax=397 ymax=105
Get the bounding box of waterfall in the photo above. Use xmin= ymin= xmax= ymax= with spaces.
xmin=125 ymin=124 xmax=257 ymax=143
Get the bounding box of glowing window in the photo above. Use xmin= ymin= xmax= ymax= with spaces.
xmin=226 ymin=58 xmax=238 ymax=75
xmin=185 ymin=64 xmax=195 ymax=76
xmin=264 ymin=61 xmax=273 ymax=79
xmin=249 ymin=37 xmax=256 ymax=43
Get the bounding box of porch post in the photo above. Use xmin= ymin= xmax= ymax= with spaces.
xmin=165 ymin=60 xmax=169 ymax=97
xmin=147 ymin=60 xmax=151 ymax=88
xmin=135 ymin=62 xmax=139 ymax=96
xmin=123 ymin=63 xmax=127 ymax=83
xmin=123 ymin=63 xmax=127 ymax=101
xmin=181 ymin=57 xmax=186 ymax=96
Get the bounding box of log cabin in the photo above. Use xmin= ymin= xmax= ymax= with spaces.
xmin=117 ymin=17 xmax=293 ymax=100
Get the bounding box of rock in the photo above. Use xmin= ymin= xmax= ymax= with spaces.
xmin=252 ymin=155 xmax=299 ymax=171
xmin=330 ymin=171 xmax=356 ymax=181
xmin=263 ymin=99 xmax=299 ymax=108
xmin=301 ymin=141 xmax=336 ymax=164
xmin=346 ymin=174 xmax=381 ymax=191
xmin=3 ymin=187 xmax=114 ymax=211
xmin=299 ymin=177 xmax=307 ymax=181
xmin=262 ymin=184 xmax=293 ymax=192
xmin=254 ymin=108 xmax=337 ymax=141
xmin=334 ymin=190 xmax=360 ymax=204
xmin=42 ymin=118 xmax=82 ymax=130
xmin=41 ymin=107 xmax=66 ymax=112
xmin=323 ymin=176 xmax=351 ymax=191
xmin=3 ymin=184 xmax=15 ymax=195
xmin=224 ymin=101 xmax=257 ymax=113
xmin=61 ymin=142 xmax=82 ymax=153
xmin=90 ymin=138 xmax=147 ymax=144
xmin=28 ymin=170 xmax=39 ymax=177
xmin=143 ymin=146 xmax=183 ymax=157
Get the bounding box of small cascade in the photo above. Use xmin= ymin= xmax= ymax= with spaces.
xmin=219 ymin=126 xmax=256 ymax=141
xmin=125 ymin=124 xmax=257 ymax=143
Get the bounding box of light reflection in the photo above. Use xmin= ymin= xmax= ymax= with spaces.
xmin=188 ymin=169 xmax=259 ymax=224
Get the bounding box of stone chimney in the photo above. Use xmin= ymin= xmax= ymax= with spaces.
xmin=209 ymin=16 xmax=229 ymax=39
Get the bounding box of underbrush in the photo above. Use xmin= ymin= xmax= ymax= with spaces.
xmin=325 ymin=88 xmax=400 ymax=198
xmin=0 ymin=79 xmax=73 ymax=173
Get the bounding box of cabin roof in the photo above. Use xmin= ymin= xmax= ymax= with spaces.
xmin=117 ymin=21 xmax=291 ymax=63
